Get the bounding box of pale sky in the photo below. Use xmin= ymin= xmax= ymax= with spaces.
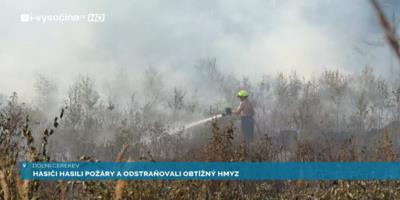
xmin=0 ymin=0 xmax=398 ymax=101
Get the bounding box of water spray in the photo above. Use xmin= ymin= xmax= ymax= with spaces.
xmin=171 ymin=107 xmax=232 ymax=134
xmin=140 ymin=108 xmax=233 ymax=144
xmin=167 ymin=114 xmax=222 ymax=136
xmin=181 ymin=114 xmax=222 ymax=130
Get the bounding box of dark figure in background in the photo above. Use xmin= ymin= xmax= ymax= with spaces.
xmin=233 ymin=90 xmax=255 ymax=142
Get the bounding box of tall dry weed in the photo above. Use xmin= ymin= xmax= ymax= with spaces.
xmin=114 ymin=144 xmax=129 ymax=200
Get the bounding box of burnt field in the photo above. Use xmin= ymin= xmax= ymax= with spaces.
xmin=2 ymin=63 xmax=400 ymax=199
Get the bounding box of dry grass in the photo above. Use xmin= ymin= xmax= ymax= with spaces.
xmin=383 ymin=128 xmax=394 ymax=161
xmin=58 ymin=181 xmax=67 ymax=200
xmin=0 ymin=168 xmax=9 ymax=200
xmin=114 ymin=144 xmax=130 ymax=200
xmin=1 ymin=107 xmax=400 ymax=199
xmin=15 ymin=173 xmax=29 ymax=200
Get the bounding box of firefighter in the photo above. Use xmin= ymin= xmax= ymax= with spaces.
xmin=233 ymin=90 xmax=255 ymax=142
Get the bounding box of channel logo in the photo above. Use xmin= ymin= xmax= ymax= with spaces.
xmin=20 ymin=14 xmax=31 ymax=22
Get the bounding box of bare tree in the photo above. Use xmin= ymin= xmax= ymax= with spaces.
xmin=320 ymin=70 xmax=349 ymax=132
xmin=34 ymin=74 xmax=58 ymax=113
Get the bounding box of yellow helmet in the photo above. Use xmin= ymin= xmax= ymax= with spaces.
xmin=237 ymin=90 xmax=249 ymax=97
